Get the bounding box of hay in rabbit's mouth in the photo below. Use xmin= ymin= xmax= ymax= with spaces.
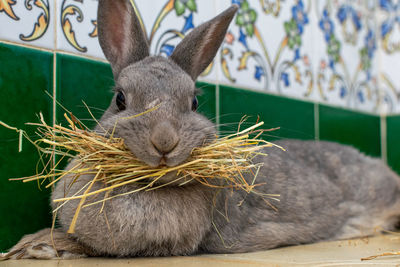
xmin=1 ymin=107 xmax=282 ymax=233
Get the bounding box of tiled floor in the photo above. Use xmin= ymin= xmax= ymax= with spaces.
xmin=2 ymin=234 xmax=400 ymax=266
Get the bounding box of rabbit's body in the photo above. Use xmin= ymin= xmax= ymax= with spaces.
xmin=51 ymin=140 xmax=400 ymax=257
xmin=52 ymin=159 xmax=213 ymax=257
xmin=5 ymin=1 xmax=400 ymax=259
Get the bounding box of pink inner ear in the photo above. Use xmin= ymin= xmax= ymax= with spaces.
xmin=194 ymin=22 xmax=226 ymax=77
xmin=110 ymin=21 xmax=124 ymax=52
xmin=106 ymin=1 xmax=130 ymax=58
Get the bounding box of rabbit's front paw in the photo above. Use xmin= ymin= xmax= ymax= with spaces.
xmin=1 ymin=228 xmax=87 ymax=260
xmin=5 ymin=243 xmax=68 ymax=260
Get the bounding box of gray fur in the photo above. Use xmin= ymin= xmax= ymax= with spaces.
xmin=5 ymin=0 xmax=400 ymax=259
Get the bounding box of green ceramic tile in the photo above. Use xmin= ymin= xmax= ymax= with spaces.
xmin=56 ymin=54 xmax=114 ymax=129
xmin=387 ymin=115 xmax=400 ymax=174
xmin=55 ymin=57 xmax=216 ymax=127
xmin=195 ymin=81 xmax=216 ymax=122
xmin=219 ymin=86 xmax=315 ymax=141
xmin=55 ymin=54 xmax=114 ymax=174
xmin=0 ymin=43 xmax=53 ymax=252
xmin=319 ymin=105 xmax=381 ymax=157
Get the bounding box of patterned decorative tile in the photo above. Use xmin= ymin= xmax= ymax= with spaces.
xmin=216 ymin=0 xmax=315 ymax=96
xmin=219 ymin=85 xmax=315 ymax=141
xmin=314 ymin=0 xmax=380 ymax=113
xmin=377 ymin=0 xmax=400 ymax=114
xmin=55 ymin=0 xmax=219 ymax=81
xmin=0 ymin=0 xmax=54 ymax=49
xmin=56 ymin=0 xmax=103 ymax=58
xmin=319 ymin=104 xmax=381 ymax=157
xmin=0 ymin=43 xmax=53 ymax=251
xmin=137 ymin=0 xmax=218 ymax=82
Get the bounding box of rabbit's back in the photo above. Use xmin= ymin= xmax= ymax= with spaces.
xmin=270 ymin=140 xmax=400 ymax=210
xmin=200 ymin=140 xmax=400 ymax=253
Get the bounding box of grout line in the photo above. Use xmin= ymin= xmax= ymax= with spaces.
xmin=53 ymin=0 xmax=57 ymax=51
xmin=314 ymin=103 xmax=320 ymax=141
xmin=380 ymin=115 xmax=387 ymax=163
xmin=0 ymin=39 xmax=52 ymax=52
xmin=53 ymin=55 xmax=57 ymax=126
xmin=52 ymin=52 xmax=57 ymax=189
xmin=376 ymin=6 xmax=384 ymax=116
xmin=0 ymin=38 xmax=49 ymax=51
xmin=0 ymin=39 xmax=109 ymax=63
xmin=52 ymin=0 xmax=57 ymax=190
xmin=214 ymin=0 xmax=220 ymax=135
xmin=214 ymin=0 xmax=220 ymax=134
xmin=216 ymin=84 xmax=220 ymax=134
xmin=56 ymin=49 xmax=109 ymax=63
xmin=53 ymin=0 xmax=57 ymax=127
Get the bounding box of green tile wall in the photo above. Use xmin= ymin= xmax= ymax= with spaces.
xmin=319 ymin=105 xmax=381 ymax=157
xmin=219 ymin=85 xmax=315 ymax=141
xmin=56 ymin=54 xmax=114 ymax=129
xmin=387 ymin=115 xmax=400 ymax=174
xmin=0 ymin=42 xmax=396 ymax=253
xmin=0 ymin=43 xmax=53 ymax=252
xmin=54 ymin=54 xmax=115 ymax=179
xmin=55 ymin=58 xmax=216 ymax=129
xmin=195 ymin=81 xmax=216 ymax=121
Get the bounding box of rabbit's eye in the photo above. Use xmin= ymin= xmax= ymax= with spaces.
xmin=116 ymin=91 xmax=126 ymax=111
xmin=192 ymin=96 xmax=198 ymax=111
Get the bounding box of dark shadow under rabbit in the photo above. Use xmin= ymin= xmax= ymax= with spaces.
xmin=4 ymin=0 xmax=400 ymax=259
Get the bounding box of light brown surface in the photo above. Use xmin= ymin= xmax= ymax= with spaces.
xmin=1 ymin=234 xmax=400 ymax=267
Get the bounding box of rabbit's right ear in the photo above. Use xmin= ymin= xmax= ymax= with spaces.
xmin=170 ymin=5 xmax=238 ymax=81
xmin=98 ymin=0 xmax=149 ymax=78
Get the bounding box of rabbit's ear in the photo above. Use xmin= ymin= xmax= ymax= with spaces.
xmin=170 ymin=5 xmax=238 ymax=80
xmin=98 ymin=0 xmax=149 ymax=78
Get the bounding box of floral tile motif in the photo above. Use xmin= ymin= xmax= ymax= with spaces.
xmin=216 ymin=0 xmax=315 ymax=97
xmin=136 ymin=0 xmax=218 ymax=82
xmin=377 ymin=0 xmax=400 ymax=114
xmin=56 ymin=0 xmax=103 ymax=58
xmin=56 ymin=0 xmax=218 ymax=81
xmin=0 ymin=0 xmax=54 ymax=49
xmin=314 ymin=0 xmax=379 ymax=113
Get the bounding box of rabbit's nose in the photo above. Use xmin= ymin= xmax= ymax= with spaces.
xmin=150 ymin=122 xmax=179 ymax=155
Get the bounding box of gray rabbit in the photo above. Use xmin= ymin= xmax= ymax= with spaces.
xmin=4 ymin=0 xmax=400 ymax=259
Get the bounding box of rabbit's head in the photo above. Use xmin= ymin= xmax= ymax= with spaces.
xmin=96 ymin=0 xmax=238 ymax=169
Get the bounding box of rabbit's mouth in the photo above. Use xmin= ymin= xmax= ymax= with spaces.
xmin=123 ymin=139 xmax=192 ymax=168
xmin=123 ymin=144 xmax=200 ymax=185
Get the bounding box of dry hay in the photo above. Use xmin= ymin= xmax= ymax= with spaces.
xmin=1 ymin=105 xmax=281 ymax=233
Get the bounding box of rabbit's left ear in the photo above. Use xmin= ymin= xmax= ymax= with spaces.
xmin=170 ymin=5 xmax=238 ymax=81
xmin=97 ymin=0 xmax=149 ymax=79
